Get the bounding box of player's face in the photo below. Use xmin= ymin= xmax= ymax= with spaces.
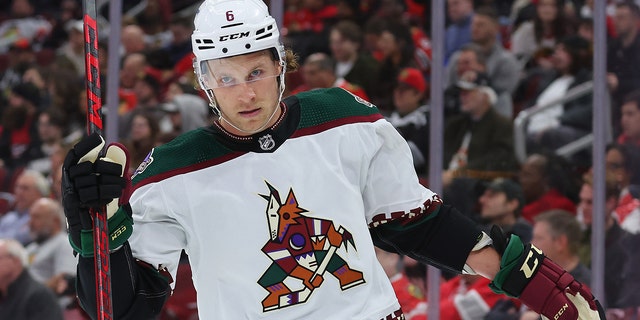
xmin=206 ymin=51 xmax=282 ymax=135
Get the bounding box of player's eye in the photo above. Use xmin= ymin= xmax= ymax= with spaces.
xmin=219 ymin=75 xmax=235 ymax=86
xmin=248 ymin=69 xmax=263 ymax=80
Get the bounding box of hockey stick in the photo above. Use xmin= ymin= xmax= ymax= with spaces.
xmin=82 ymin=1 xmax=113 ymax=319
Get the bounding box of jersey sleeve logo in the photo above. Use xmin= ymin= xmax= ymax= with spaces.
xmin=131 ymin=148 xmax=154 ymax=179
xmin=257 ymin=181 xmax=365 ymax=312
xmin=341 ymin=87 xmax=375 ymax=108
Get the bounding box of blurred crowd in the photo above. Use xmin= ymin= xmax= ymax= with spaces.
xmin=0 ymin=0 xmax=640 ymax=319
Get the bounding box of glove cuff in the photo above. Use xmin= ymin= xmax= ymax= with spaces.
xmin=75 ymin=204 xmax=134 ymax=257
xmin=489 ymin=234 xmax=544 ymax=297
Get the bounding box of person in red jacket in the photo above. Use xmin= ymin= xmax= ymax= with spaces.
xmin=436 ymin=274 xmax=503 ymax=320
xmin=518 ymin=153 xmax=578 ymax=223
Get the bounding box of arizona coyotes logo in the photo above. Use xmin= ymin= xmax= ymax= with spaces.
xmin=257 ymin=182 xmax=365 ymax=312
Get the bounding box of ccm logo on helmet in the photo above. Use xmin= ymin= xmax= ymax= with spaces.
xmin=219 ymin=32 xmax=250 ymax=41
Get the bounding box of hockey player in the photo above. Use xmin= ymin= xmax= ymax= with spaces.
xmin=61 ymin=0 xmax=605 ymax=319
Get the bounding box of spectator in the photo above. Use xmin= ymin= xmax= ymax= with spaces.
xmin=48 ymin=144 xmax=67 ymax=203
xmin=26 ymin=107 xmax=65 ymax=176
xmin=443 ymin=71 xmax=518 ymax=187
xmin=509 ymin=0 xmax=536 ymax=32
xmin=518 ymin=153 xmax=578 ymax=223
xmin=618 ymin=227 xmax=640 ymax=311
xmin=0 ymin=169 xmax=50 ymax=245
xmin=437 ymin=274 xmax=503 ymax=320
xmin=47 ymin=68 xmax=84 ymax=143
xmin=123 ymin=112 xmax=161 ymax=173
xmin=606 ymin=144 xmax=640 ymax=234
xmin=118 ymin=53 xmax=148 ymax=114
xmin=282 ymin=0 xmax=335 ymax=61
xmin=40 ymin=0 xmax=82 ymax=50
xmin=441 ymin=71 xmax=518 ymax=218
xmin=370 ymin=19 xmax=421 ymax=113
xmin=445 ymin=0 xmax=474 ymax=64
xmin=0 ymin=39 xmax=37 ymax=98
xmin=0 ymin=0 xmax=52 ymax=54
xmin=53 ymin=19 xmax=84 ymax=77
xmin=524 ymin=36 xmax=593 ymax=157
xmin=617 ymin=89 xmax=640 ymax=147
xmin=151 ymin=14 xmax=194 ymax=71
xmin=443 ymin=43 xmax=488 ymax=118
xmin=0 ymin=82 xmax=43 ymax=171
xmin=328 ymin=20 xmax=380 ymax=99
xmin=577 ymin=170 xmax=630 ymax=309
xmin=371 ymin=0 xmax=407 ymax=20
xmin=478 ymin=178 xmax=532 ymax=243
xmin=607 ymin=1 xmax=640 ymax=136
xmin=334 ymin=0 xmax=365 ymax=24
xmin=533 ymin=209 xmax=590 ymax=284
xmin=387 ymin=67 xmax=430 ymax=176
xmin=445 ymin=6 xmax=521 ymax=118
xmin=510 ymin=0 xmax=575 ymax=65
xmin=375 ymin=247 xmax=427 ymax=320
xmin=577 ymin=17 xmax=594 ymax=43
xmin=121 ymin=24 xmax=149 ymax=57
xmin=0 ymin=238 xmax=63 ymax=320
xmin=524 ymin=209 xmax=591 ymax=319
xmin=134 ymin=0 xmax=172 ymax=46
xmin=362 ymin=17 xmax=386 ymax=62
xmin=289 ymin=52 xmax=369 ymax=100
xmin=120 ymin=53 xmax=147 ymax=91
xmin=119 ymin=72 xmax=167 ymax=140
xmin=25 ymin=198 xmax=76 ymax=301
xmin=160 ymin=93 xmax=209 ymax=138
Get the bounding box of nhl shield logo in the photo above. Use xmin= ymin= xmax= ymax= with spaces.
xmin=258 ymin=134 xmax=276 ymax=151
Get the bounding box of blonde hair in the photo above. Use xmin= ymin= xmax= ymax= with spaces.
xmin=283 ymin=48 xmax=299 ymax=73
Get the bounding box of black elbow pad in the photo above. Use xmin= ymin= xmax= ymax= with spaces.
xmin=371 ymin=204 xmax=482 ymax=273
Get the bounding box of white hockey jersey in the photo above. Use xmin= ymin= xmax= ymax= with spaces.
xmin=127 ymin=87 xmax=437 ymax=319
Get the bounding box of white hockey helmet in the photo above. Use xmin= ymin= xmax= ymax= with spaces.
xmin=192 ymin=0 xmax=285 ymax=103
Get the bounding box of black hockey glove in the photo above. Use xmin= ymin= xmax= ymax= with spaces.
xmin=62 ymin=133 xmax=132 ymax=257
xmin=488 ymin=226 xmax=605 ymax=320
